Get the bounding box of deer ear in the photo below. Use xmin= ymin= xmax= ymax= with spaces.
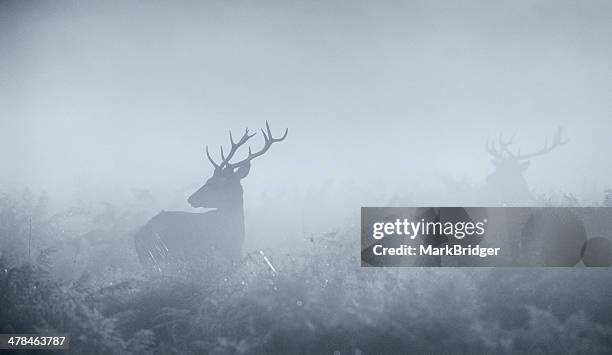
xmin=233 ymin=162 xmax=251 ymax=180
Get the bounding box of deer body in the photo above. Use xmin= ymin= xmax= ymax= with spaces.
xmin=135 ymin=209 xmax=245 ymax=264
xmin=484 ymin=128 xmax=567 ymax=205
xmin=485 ymin=159 xmax=533 ymax=205
xmin=134 ymin=122 xmax=287 ymax=269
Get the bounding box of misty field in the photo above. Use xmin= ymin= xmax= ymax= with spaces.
xmin=3 ymin=0 xmax=612 ymax=353
xmin=1 ymin=190 xmax=611 ymax=355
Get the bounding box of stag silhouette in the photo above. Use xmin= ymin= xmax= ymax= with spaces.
xmin=134 ymin=121 xmax=288 ymax=270
xmin=485 ymin=127 xmax=568 ymax=205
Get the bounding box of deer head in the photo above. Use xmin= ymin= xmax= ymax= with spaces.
xmin=187 ymin=121 xmax=288 ymax=210
xmin=485 ymin=127 xmax=568 ymax=204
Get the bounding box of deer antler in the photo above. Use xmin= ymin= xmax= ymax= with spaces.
xmin=515 ymin=127 xmax=568 ymax=160
xmin=226 ymin=121 xmax=288 ymax=169
xmin=486 ymin=133 xmax=517 ymax=160
xmin=221 ymin=128 xmax=258 ymax=168
xmin=205 ymin=146 xmax=220 ymax=169
xmin=206 ymin=127 xmax=257 ymax=169
xmin=205 ymin=121 xmax=288 ymax=170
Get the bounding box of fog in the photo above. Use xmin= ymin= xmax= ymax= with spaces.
xmin=2 ymin=0 xmax=612 ymax=249
xmin=2 ymin=2 xmax=612 ymax=353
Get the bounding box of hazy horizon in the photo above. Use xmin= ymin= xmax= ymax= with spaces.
xmin=2 ymin=1 xmax=612 ymax=249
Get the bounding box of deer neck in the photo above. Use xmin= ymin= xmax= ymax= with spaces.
xmin=217 ymin=203 xmax=244 ymax=221
xmin=215 ymin=197 xmax=245 ymax=237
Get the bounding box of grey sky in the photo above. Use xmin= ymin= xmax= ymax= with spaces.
xmin=1 ymin=0 xmax=611 ymax=211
